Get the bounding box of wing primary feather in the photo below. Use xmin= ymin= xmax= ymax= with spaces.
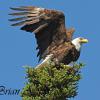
xmin=9 ymin=12 xmax=30 ymax=16
xmin=11 ymin=20 xmax=28 ymax=26
xmin=9 ymin=16 xmax=40 ymax=22
xmin=20 ymin=6 xmax=36 ymax=8
xmin=11 ymin=19 xmax=39 ymax=26
xmin=10 ymin=6 xmax=43 ymax=11
xmin=10 ymin=7 xmax=33 ymax=11
xmin=9 ymin=17 xmax=27 ymax=21
xmin=19 ymin=6 xmax=37 ymax=10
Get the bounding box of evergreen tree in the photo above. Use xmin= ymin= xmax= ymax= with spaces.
xmin=21 ymin=62 xmax=84 ymax=100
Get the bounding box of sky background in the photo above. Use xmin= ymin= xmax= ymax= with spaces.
xmin=0 ymin=0 xmax=100 ymax=100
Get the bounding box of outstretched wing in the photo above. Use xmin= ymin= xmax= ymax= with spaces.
xmin=9 ymin=6 xmax=70 ymax=60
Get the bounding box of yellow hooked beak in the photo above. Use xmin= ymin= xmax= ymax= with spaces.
xmin=80 ymin=38 xmax=88 ymax=43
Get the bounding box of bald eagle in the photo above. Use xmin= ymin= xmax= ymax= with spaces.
xmin=9 ymin=6 xmax=88 ymax=67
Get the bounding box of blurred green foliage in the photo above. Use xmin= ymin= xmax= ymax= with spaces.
xmin=21 ymin=62 xmax=84 ymax=100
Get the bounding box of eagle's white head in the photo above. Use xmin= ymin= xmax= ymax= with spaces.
xmin=72 ymin=37 xmax=88 ymax=51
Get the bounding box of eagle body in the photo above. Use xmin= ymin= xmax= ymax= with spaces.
xmin=42 ymin=42 xmax=80 ymax=65
xmin=9 ymin=6 xmax=88 ymax=67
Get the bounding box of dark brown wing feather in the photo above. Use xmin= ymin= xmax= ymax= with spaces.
xmin=66 ymin=28 xmax=75 ymax=41
xmin=9 ymin=6 xmax=73 ymax=61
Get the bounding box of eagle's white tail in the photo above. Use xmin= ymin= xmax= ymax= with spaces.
xmin=35 ymin=54 xmax=53 ymax=69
